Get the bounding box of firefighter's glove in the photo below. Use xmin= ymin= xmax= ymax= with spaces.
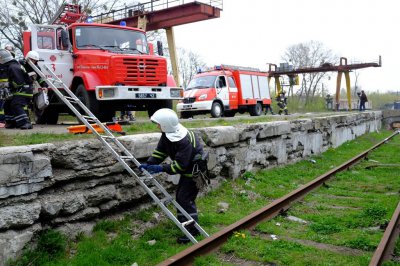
xmin=147 ymin=165 xmax=163 ymax=174
xmin=139 ymin=164 xmax=149 ymax=171
xmin=139 ymin=164 xmax=163 ymax=174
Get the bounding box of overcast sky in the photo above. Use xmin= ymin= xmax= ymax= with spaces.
xmin=171 ymin=0 xmax=399 ymax=94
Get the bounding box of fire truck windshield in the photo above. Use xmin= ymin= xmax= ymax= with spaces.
xmin=186 ymin=75 xmax=216 ymax=90
xmin=75 ymin=26 xmax=148 ymax=54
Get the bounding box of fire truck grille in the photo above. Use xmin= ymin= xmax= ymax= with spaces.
xmin=115 ymin=58 xmax=167 ymax=86
xmin=183 ymin=97 xmax=196 ymax=104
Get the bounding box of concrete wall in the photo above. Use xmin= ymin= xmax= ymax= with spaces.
xmin=0 ymin=111 xmax=383 ymax=263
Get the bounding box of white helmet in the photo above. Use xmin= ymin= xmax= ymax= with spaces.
xmin=151 ymin=108 xmax=179 ymax=133
xmin=26 ymin=51 xmax=40 ymax=61
xmin=0 ymin=49 xmax=13 ymax=64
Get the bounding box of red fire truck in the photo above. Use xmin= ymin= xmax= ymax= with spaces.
xmin=176 ymin=64 xmax=272 ymax=118
xmin=23 ymin=4 xmax=182 ymax=124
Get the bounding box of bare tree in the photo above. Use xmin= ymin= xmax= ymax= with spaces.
xmin=147 ymin=29 xmax=205 ymax=87
xmin=353 ymin=69 xmax=361 ymax=96
xmin=0 ymin=0 xmax=119 ymax=53
xmin=178 ymin=47 xmax=206 ymax=88
xmin=282 ymin=41 xmax=337 ymax=105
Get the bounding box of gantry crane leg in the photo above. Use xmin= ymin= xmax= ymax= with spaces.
xmin=166 ymin=27 xmax=180 ymax=87
xmin=274 ymin=76 xmax=282 ymax=95
xmin=335 ymin=71 xmax=352 ymax=111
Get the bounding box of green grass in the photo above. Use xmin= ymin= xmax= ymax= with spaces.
xmin=7 ymin=130 xmax=400 ymax=266
xmin=0 ymin=112 xmax=297 ymax=147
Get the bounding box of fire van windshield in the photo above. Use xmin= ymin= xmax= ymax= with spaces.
xmin=75 ymin=26 xmax=148 ymax=54
xmin=186 ymin=75 xmax=216 ymax=90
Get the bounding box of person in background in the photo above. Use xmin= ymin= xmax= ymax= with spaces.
xmin=276 ymin=90 xmax=288 ymax=115
xmin=119 ymin=110 xmax=135 ymax=122
xmin=359 ymin=90 xmax=368 ymax=111
xmin=0 ymin=49 xmax=33 ymax=129
xmin=0 ymin=58 xmax=8 ymax=128
xmin=139 ymin=108 xmax=205 ymax=244
xmin=264 ymin=104 xmax=275 ymax=115
xmin=23 ymin=51 xmax=48 ymax=89
xmin=1 ymin=44 xmax=16 ymax=124
xmin=325 ymin=94 xmax=333 ymax=110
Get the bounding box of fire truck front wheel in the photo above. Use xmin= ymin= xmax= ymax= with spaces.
xmin=211 ymin=102 xmax=223 ymax=118
xmin=75 ymin=84 xmax=114 ymax=122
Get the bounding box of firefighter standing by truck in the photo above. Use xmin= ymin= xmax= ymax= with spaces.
xmin=139 ymin=108 xmax=207 ymax=244
xmin=23 ymin=51 xmax=49 ymax=118
xmin=276 ymin=90 xmax=289 ymax=115
xmin=23 ymin=51 xmax=48 ymax=89
xmin=0 ymin=59 xmax=9 ymax=128
xmin=0 ymin=49 xmax=33 ymax=129
xmin=0 ymin=44 xmax=16 ymax=127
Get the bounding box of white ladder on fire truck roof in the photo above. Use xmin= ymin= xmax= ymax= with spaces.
xmin=50 ymin=3 xmax=86 ymax=25
xmin=27 ymin=61 xmax=209 ymax=244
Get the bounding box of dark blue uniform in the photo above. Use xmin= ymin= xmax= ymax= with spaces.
xmin=147 ymin=130 xmax=203 ymax=234
xmin=0 ymin=64 xmax=7 ymax=122
xmin=3 ymin=60 xmax=33 ymax=128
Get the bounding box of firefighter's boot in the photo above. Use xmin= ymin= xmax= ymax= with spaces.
xmin=177 ymin=224 xmax=200 ymax=244
xmin=20 ymin=122 xmax=33 ymax=130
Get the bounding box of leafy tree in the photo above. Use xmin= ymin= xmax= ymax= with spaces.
xmin=281 ymin=40 xmax=337 ymax=105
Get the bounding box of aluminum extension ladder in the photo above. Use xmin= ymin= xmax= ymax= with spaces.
xmin=28 ymin=61 xmax=209 ymax=243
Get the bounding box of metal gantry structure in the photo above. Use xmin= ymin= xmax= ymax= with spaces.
xmin=91 ymin=0 xmax=223 ymax=87
xmin=268 ymin=56 xmax=382 ymax=111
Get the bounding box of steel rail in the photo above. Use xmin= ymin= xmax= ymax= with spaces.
xmin=370 ymin=201 xmax=400 ymax=266
xmin=158 ymin=130 xmax=400 ymax=266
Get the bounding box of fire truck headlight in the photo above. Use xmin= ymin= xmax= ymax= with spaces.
xmin=198 ymin=94 xmax=207 ymax=100
xmin=100 ymin=88 xmax=115 ymax=98
xmin=170 ymin=88 xmax=182 ymax=98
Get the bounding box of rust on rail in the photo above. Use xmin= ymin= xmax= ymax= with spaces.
xmin=370 ymin=201 xmax=400 ymax=265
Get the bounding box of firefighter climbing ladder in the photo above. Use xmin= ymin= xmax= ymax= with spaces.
xmin=28 ymin=61 xmax=209 ymax=244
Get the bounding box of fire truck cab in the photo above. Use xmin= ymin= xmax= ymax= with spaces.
xmin=23 ymin=4 xmax=182 ymax=124
xmin=176 ymin=65 xmax=272 ymax=118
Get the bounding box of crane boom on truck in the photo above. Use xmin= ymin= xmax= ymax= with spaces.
xmin=176 ymin=64 xmax=272 ymax=118
xmin=23 ymin=3 xmax=182 ymax=124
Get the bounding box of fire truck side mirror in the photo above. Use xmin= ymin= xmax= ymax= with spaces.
xmin=157 ymin=41 xmax=163 ymax=56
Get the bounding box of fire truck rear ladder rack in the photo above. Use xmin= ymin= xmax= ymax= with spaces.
xmin=28 ymin=61 xmax=209 ymax=244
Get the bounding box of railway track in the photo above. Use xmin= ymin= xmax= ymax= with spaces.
xmin=159 ymin=130 xmax=400 ymax=266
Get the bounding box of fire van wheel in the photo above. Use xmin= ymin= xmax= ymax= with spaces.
xmin=211 ymin=102 xmax=222 ymax=118
xmin=249 ymin=102 xmax=262 ymax=116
